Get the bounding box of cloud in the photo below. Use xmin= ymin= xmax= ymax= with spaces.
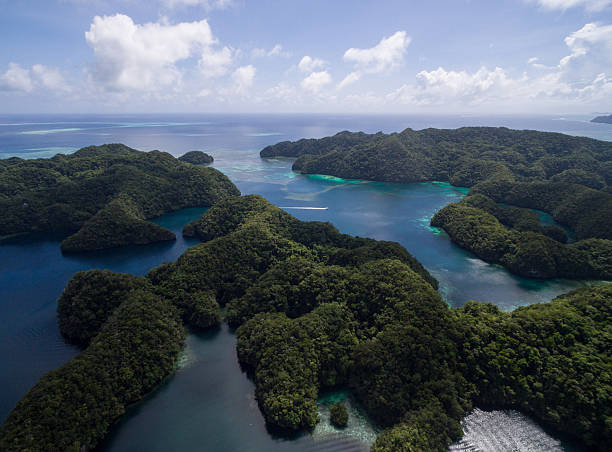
xmin=268 ymin=44 xmax=284 ymax=57
xmin=563 ymin=22 xmax=612 ymax=57
xmin=390 ymin=66 xmax=522 ymax=106
xmin=389 ymin=65 xmax=582 ymax=109
xmin=298 ymin=56 xmax=325 ymax=73
xmin=0 ymin=63 xmax=70 ymax=93
xmin=199 ymin=46 xmax=234 ymax=78
xmin=390 ymin=64 xmax=579 ymax=107
xmin=388 ymin=22 xmax=612 ymax=109
xmin=32 ymin=65 xmax=71 ymax=92
xmin=301 ymin=71 xmax=332 ymax=93
xmin=528 ymin=0 xmax=612 ymax=11
xmin=338 ymin=71 xmax=361 ymax=89
xmin=161 ymin=0 xmax=233 ymax=9
xmin=85 ymin=14 xmax=230 ymax=91
xmin=564 ymin=22 xmax=612 ymax=48
xmin=528 ymin=56 xmax=558 ymax=70
xmin=344 ymin=31 xmax=411 ymax=74
xmin=264 ymin=82 xmax=297 ymax=100
xmin=232 ymin=65 xmax=256 ymax=94
xmin=0 ymin=63 xmax=33 ymax=92
xmin=560 ymin=22 xmax=612 ymax=86
xmin=252 ymin=44 xmax=291 ymax=58
xmin=338 ymin=31 xmax=411 ymax=91
xmin=345 ymin=91 xmax=386 ymax=108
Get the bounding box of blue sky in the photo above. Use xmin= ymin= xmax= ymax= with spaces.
xmin=0 ymin=0 xmax=611 ymax=113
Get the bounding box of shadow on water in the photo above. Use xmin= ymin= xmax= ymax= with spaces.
xmin=99 ymin=325 xmax=370 ymax=452
xmin=0 ymin=208 xmax=207 ymax=422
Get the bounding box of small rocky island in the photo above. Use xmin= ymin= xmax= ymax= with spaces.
xmin=330 ymin=402 xmax=349 ymax=428
xmin=0 ymin=144 xmax=238 ymax=252
xmin=178 ymin=150 xmax=214 ymax=165
xmin=591 ymin=114 xmax=612 ymax=124
xmin=179 ymin=151 xmax=215 ymax=165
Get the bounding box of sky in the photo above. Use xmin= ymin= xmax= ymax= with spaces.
xmin=0 ymin=0 xmax=611 ymax=114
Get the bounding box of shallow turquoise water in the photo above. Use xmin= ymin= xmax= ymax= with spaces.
xmin=533 ymin=208 xmax=576 ymax=242
xmin=0 ymin=114 xmax=607 ymax=450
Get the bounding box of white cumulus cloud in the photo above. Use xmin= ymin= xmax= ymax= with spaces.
xmin=388 ymin=22 xmax=612 ymax=110
xmin=298 ymin=56 xmax=325 ymax=73
xmin=232 ymin=65 xmax=256 ymax=94
xmin=199 ymin=46 xmax=234 ymax=78
xmin=264 ymin=82 xmax=297 ymax=100
xmin=391 ymin=66 xmax=521 ymax=106
xmin=528 ymin=0 xmax=612 ymax=11
xmin=338 ymin=71 xmax=361 ymax=89
xmin=252 ymin=44 xmax=290 ymax=58
xmin=560 ymin=22 xmax=612 ymax=87
xmin=526 ymin=21 xmax=612 ymax=77
xmin=85 ymin=14 xmax=230 ymax=91
xmin=301 ymin=71 xmax=332 ymax=93
xmin=0 ymin=63 xmax=70 ymax=93
xmin=32 ymin=65 xmax=71 ymax=92
xmin=344 ymin=31 xmax=411 ymax=74
xmin=0 ymin=63 xmax=33 ymax=92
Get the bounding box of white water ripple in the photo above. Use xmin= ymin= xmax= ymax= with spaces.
xmin=449 ymin=408 xmax=570 ymax=452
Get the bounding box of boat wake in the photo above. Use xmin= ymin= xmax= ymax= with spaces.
xmin=448 ymin=408 xmax=568 ymax=452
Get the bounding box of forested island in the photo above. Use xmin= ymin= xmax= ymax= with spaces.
xmin=261 ymin=127 xmax=611 ymax=189
xmin=1 ymin=195 xmax=610 ymax=452
xmin=178 ymin=150 xmax=214 ymax=165
xmin=431 ymin=193 xmax=611 ymax=279
xmin=591 ymin=114 xmax=612 ymax=124
xmin=0 ymin=144 xmax=238 ymax=252
xmin=262 ymin=127 xmax=612 ymax=279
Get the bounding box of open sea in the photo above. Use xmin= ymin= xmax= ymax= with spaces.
xmin=1 ymin=113 xmax=610 ymax=451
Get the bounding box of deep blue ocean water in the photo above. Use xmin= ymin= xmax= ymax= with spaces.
xmin=1 ymin=113 xmax=609 ymax=451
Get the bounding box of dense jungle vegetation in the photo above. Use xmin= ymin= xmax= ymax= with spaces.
xmin=262 ymin=127 xmax=612 ymax=278
xmin=1 ymin=195 xmax=609 ymax=452
xmin=431 ymin=193 xmax=612 ymax=279
xmin=178 ymin=150 xmax=214 ymax=165
xmin=261 ymin=127 xmax=612 ymax=190
xmin=0 ymin=144 xmax=238 ymax=252
xmin=0 ymin=289 xmax=184 ymax=452
xmin=330 ymin=402 xmax=349 ymax=428
xmin=471 ymin=179 xmax=612 ymax=240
